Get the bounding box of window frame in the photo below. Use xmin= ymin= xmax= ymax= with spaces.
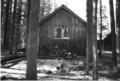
xmin=54 ymin=27 xmax=70 ymax=39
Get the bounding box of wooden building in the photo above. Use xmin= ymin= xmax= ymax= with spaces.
xmin=39 ymin=5 xmax=87 ymax=55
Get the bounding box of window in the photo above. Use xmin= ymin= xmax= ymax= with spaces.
xmin=54 ymin=27 xmax=70 ymax=39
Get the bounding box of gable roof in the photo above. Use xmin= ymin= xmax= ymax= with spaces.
xmin=39 ymin=5 xmax=87 ymax=26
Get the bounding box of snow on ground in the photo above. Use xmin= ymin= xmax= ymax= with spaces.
xmin=1 ymin=59 xmax=91 ymax=80
xmin=1 ymin=58 xmax=120 ymax=80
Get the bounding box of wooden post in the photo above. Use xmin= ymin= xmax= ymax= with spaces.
xmin=26 ymin=0 xmax=40 ymax=80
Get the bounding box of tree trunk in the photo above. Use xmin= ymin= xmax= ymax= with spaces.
xmin=93 ymin=0 xmax=98 ymax=79
xmin=14 ymin=0 xmax=22 ymax=50
xmin=86 ymin=0 xmax=93 ymax=74
xmin=109 ymin=0 xmax=117 ymax=67
xmin=0 ymin=0 xmax=1 ymax=50
xmin=116 ymin=0 xmax=120 ymax=58
xmin=20 ymin=1 xmax=27 ymax=49
xmin=26 ymin=0 xmax=40 ymax=80
xmin=3 ymin=0 xmax=11 ymax=50
xmin=86 ymin=0 xmax=98 ymax=79
xmin=10 ymin=0 xmax=17 ymax=54
xmin=99 ymin=0 xmax=103 ymax=57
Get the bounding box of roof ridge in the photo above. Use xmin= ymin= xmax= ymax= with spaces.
xmin=39 ymin=4 xmax=87 ymax=26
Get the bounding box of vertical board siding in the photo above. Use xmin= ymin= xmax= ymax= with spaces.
xmin=39 ymin=9 xmax=86 ymax=55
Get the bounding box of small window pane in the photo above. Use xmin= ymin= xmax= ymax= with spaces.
xmin=64 ymin=27 xmax=69 ymax=37
xmin=56 ymin=28 xmax=62 ymax=38
xmin=54 ymin=27 xmax=70 ymax=39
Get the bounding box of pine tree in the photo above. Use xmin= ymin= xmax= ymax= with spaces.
xmin=86 ymin=0 xmax=98 ymax=79
xmin=26 ymin=0 xmax=40 ymax=80
xmin=99 ymin=0 xmax=103 ymax=57
xmin=10 ymin=0 xmax=17 ymax=53
xmin=39 ymin=0 xmax=52 ymax=21
xmin=116 ymin=0 xmax=120 ymax=56
xmin=92 ymin=0 xmax=98 ymax=79
xmin=3 ymin=0 xmax=11 ymax=50
xmin=109 ymin=0 xmax=117 ymax=68
xmin=86 ymin=0 xmax=93 ymax=74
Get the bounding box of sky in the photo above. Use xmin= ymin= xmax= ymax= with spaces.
xmin=55 ymin=0 xmax=115 ymax=21
xmin=64 ymin=0 xmax=87 ymax=20
xmin=64 ymin=0 xmax=110 ymax=20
